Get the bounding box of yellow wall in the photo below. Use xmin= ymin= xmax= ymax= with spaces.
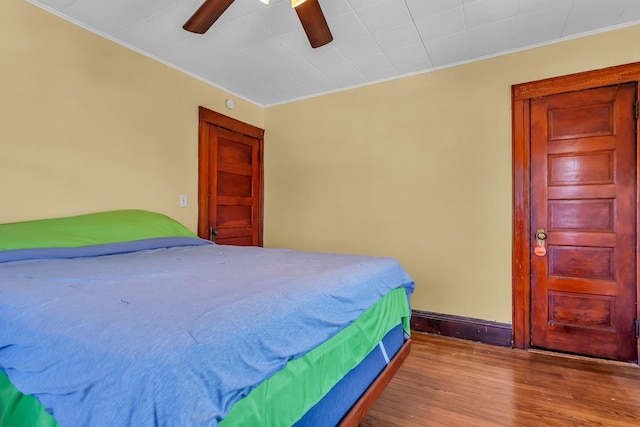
xmin=0 ymin=0 xmax=263 ymax=230
xmin=264 ymin=24 xmax=640 ymax=322
xmin=4 ymin=0 xmax=640 ymax=323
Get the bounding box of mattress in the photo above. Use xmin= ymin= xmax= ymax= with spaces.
xmin=295 ymin=323 xmax=406 ymax=426
xmin=0 ymin=210 xmax=414 ymax=426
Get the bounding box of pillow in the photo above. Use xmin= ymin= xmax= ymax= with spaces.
xmin=0 ymin=210 xmax=196 ymax=251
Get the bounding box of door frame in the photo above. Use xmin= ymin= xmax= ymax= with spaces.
xmin=197 ymin=106 xmax=265 ymax=246
xmin=512 ymin=62 xmax=640 ymax=355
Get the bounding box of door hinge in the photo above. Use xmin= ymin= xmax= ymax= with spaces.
xmin=635 ymin=100 xmax=639 ymax=120
xmin=636 ymin=318 xmax=639 ymax=338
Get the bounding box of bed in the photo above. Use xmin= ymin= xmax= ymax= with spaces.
xmin=0 ymin=210 xmax=414 ymax=426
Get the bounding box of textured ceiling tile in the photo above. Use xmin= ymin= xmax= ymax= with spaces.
xmin=217 ymin=14 xmax=275 ymax=46
xmin=301 ymin=45 xmax=346 ymax=68
xmin=351 ymin=53 xmax=397 ymax=80
xmin=425 ymin=32 xmax=470 ymax=67
xmin=563 ymin=0 xmax=630 ymax=36
xmin=176 ymin=0 xmax=203 ymax=10
xmin=205 ymin=1 xmax=248 ymax=27
xmin=249 ymin=37 xmax=303 ymax=64
xmin=514 ymin=3 xmax=571 ymax=48
xmin=385 ymin=44 xmax=432 ymax=73
xmin=334 ymin=36 xmax=382 ymax=61
xmin=356 ymin=0 xmax=412 ymax=34
xmin=61 ymin=0 xmax=175 ymax=34
xmin=405 ymin=0 xmax=463 ymax=20
xmin=326 ymin=11 xmax=369 ymax=43
xmin=463 ymin=0 xmax=517 ymax=29
xmin=467 ymin=18 xmax=516 ymax=58
xmin=260 ymin=72 xmax=310 ymax=98
xmin=374 ymin=23 xmax=422 ymax=52
xmin=321 ymin=0 xmax=354 ymax=18
xmin=114 ymin=3 xmax=193 ymax=55
xmin=320 ymin=61 xmax=367 ymax=86
xmin=516 ymin=0 xmax=572 ymax=15
xmin=275 ymin=55 xmax=318 ymax=78
xmin=295 ymin=69 xmax=336 ymax=92
xmin=415 ymin=7 xmax=465 ymax=42
xmin=619 ymin=0 xmax=640 ymax=22
xmin=279 ymin=29 xmax=317 ymax=54
xmin=347 ymin=0 xmax=385 ymax=10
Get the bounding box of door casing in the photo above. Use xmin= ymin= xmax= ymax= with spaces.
xmin=512 ymin=62 xmax=640 ymax=358
xmin=197 ymin=106 xmax=265 ymax=246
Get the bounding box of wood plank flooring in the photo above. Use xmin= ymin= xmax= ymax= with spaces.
xmin=360 ymin=333 xmax=640 ymax=426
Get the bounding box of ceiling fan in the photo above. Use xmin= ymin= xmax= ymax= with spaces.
xmin=183 ymin=0 xmax=333 ymax=48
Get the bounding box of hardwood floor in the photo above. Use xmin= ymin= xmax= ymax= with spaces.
xmin=361 ymin=333 xmax=640 ymax=426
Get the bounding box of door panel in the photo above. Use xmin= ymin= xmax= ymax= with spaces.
xmin=530 ymin=84 xmax=637 ymax=361
xmin=208 ymin=126 xmax=261 ymax=246
xmin=547 ymin=291 xmax=615 ymax=329
xmin=547 ymin=151 xmax=613 ymax=184
xmin=548 ymin=246 xmax=615 ymax=280
xmin=548 ymin=199 xmax=613 ymax=230
xmin=217 ymin=172 xmax=252 ymax=197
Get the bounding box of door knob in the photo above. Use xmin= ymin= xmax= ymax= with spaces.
xmin=534 ymin=228 xmax=547 ymax=257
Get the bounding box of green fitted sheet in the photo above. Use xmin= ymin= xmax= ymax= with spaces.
xmin=0 ymin=371 xmax=58 ymax=427
xmin=0 ymin=288 xmax=409 ymax=427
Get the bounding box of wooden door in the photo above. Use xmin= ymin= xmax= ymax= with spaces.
xmin=198 ymin=107 xmax=264 ymax=246
xmin=530 ymin=84 xmax=637 ymax=361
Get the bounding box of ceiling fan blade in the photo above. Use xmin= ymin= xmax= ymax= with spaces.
xmin=294 ymin=0 xmax=333 ymax=48
xmin=183 ymin=0 xmax=235 ymax=34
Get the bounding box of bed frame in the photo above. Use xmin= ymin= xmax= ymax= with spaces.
xmin=338 ymin=338 xmax=412 ymax=426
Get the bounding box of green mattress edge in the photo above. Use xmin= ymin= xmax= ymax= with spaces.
xmin=0 ymin=288 xmax=410 ymax=427
xmin=221 ymin=287 xmax=411 ymax=426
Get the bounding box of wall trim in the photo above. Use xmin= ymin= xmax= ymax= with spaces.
xmin=411 ymin=310 xmax=513 ymax=347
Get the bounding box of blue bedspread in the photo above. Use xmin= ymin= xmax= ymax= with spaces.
xmin=0 ymin=240 xmax=413 ymax=426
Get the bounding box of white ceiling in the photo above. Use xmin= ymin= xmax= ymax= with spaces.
xmin=30 ymin=0 xmax=640 ymax=107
